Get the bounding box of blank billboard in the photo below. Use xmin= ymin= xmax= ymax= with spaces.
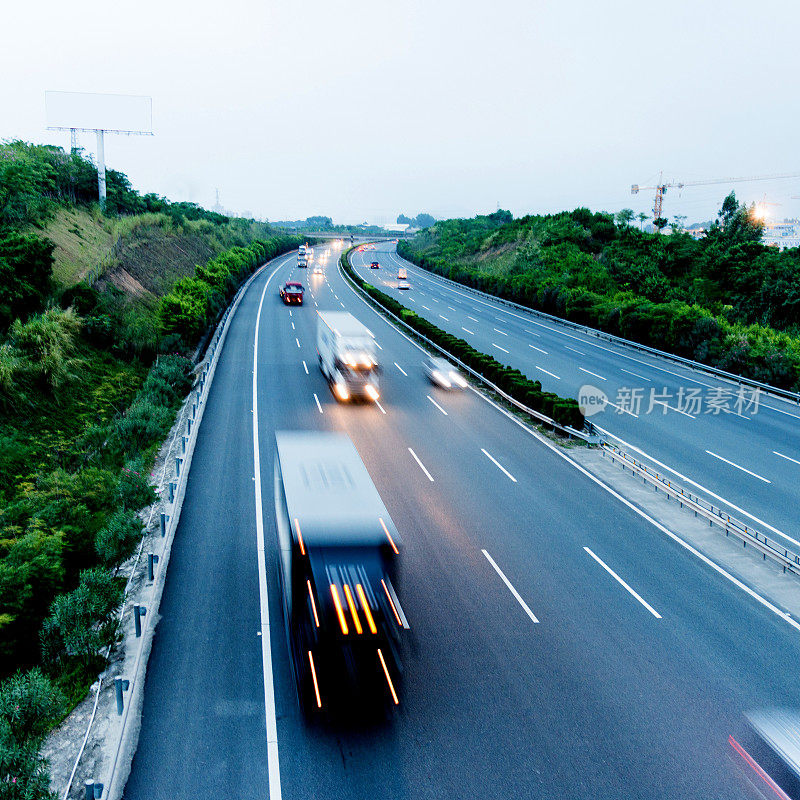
xmin=45 ymin=91 xmax=152 ymax=133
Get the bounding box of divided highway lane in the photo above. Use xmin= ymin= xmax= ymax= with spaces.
xmin=266 ymin=252 xmax=799 ymax=798
xmin=125 ymin=246 xmax=800 ymax=800
xmin=353 ymin=243 xmax=800 ymax=544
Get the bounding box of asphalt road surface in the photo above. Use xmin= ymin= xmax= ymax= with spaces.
xmin=124 ymin=244 xmax=800 ymax=800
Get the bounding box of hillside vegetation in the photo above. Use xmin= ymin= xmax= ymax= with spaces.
xmin=400 ymin=199 xmax=800 ymax=391
xmin=0 ymin=139 xmax=300 ymax=795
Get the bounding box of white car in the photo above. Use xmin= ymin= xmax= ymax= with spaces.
xmin=398 ymin=280 xmax=410 ymax=290
xmin=423 ymin=357 xmax=468 ymax=389
xmin=313 ymin=265 xmax=323 ymax=275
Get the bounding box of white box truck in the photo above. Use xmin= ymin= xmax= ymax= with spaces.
xmin=317 ymin=311 xmax=380 ymax=401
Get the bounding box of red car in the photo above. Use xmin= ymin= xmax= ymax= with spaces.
xmin=280 ymin=282 xmax=304 ymax=305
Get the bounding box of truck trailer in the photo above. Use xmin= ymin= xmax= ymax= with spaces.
xmin=317 ymin=311 xmax=380 ymax=402
xmin=274 ymin=431 xmax=409 ymax=714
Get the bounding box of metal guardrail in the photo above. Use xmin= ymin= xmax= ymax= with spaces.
xmin=340 ymin=252 xmax=599 ymax=444
xmin=396 ymin=253 xmax=800 ymax=406
xmin=602 ymin=441 xmax=800 ymax=576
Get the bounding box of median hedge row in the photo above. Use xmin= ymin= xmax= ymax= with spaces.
xmin=341 ymin=250 xmax=585 ymax=430
xmin=398 ymin=240 xmax=800 ymax=392
xmin=159 ymin=235 xmax=303 ymax=344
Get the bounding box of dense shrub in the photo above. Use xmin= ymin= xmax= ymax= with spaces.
xmin=94 ymin=510 xmax=143 ymax=568
xmin=159 ymin=236 xmax=302 ymax=344
xmin=40 ymin=568 xmax=123 ymax=666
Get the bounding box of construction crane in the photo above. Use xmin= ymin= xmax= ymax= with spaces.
xmin=631 ymin=172 xmax=800 ymax=221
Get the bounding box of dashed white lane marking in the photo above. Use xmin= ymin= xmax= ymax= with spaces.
xmin=448 ymin=306 xmax=457 ymax=311
xmin=536 ymin=366 xmax=561 ymax=380
xmin=408 ymin=448 xmax=435 ymax=481
xmin=482 ymin=550 xmax=539 ymax=624
xmin=620 ymin=367 xmax=652 ymax=382
xmin=374 ymin=341 xmax=383 ymax=350
xmin=565 ymin=345 xmax=585 ymax=355
xmin=295 ymin=338 xmax=300 ymax=348
xmin=774 ymin=450 xmax=800 ymax=466
xmin=492 ymin=343 xmax=509 ymax=353
xmin=493 ymin=328 xmax=508 ymax=336
xmin=462 ymin=327 xmax=474 ymax=335
xmin=705 ymin=450 xmax=771 ymax=483
xmin=529 ymin=345 xmax=548 ymax=355
xmin=291 ymin=322 xmax=295 ymax=330
xmin=481 ymin=448 xmax=517 ymax=482
xmin=394 ymin=362 xmax=407 ymax=376
xmin=375 ymin=400 xmax=387 ymax=415
xmin=583 ymin=547 xmax=662 ymax=619
xmin=525 ymin=329 xmax=541 ymax=337
xmin=439 ymin=315 xmax=450 ymax=321
xmin=313 ymin=393 xmax=323 ymax=413
xmin=427 ymin=395 xmax=448 ymax=415
xmin=421 ymin=305 xmax=431 ymax=311
xmin=579 ymin=366 xmax=607 ymax=381
xmin=468 ymin=316 xmax=480 ymax=323
xmin=302 ymin=360 xmax=308 ymax=375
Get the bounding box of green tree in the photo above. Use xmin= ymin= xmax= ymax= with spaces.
xmin=637 ymin=212 xmax=648 ymax=230
xmin=615 ymin=208 xmax=635 ymax=227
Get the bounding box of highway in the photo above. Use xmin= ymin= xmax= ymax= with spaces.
xmin=124 ymin=243 xmax=800 ymax=800
xmin=352 ymin=242 xmax=800 ymax=549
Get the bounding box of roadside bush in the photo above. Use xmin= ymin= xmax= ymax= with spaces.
xmin=40 ymin=568 xmax=123 ymax=666
xmin=0 ymin=733 xmax=56 ymax=800
xmin=0 ymin=669 xmax=66 ymax=746
xmin=116 ymin=457 xmax=157 ymax=511
xmin=94 ymin=510 xmax=143 ymax=568
xmin=159 ymin=235 xmax=302 ymax=345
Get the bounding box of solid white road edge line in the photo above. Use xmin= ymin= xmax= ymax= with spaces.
xmin=481 ymin=448 xmax=517 ymax=482
xmin=482 ymin=550 xmax=539 ymax=624
xmin=252 ymin=265 xmax=285 ymax=800
xmin=342 ymin=252 xmax=800 ymax=633
xmin=408 ymin=448 xmax=435 ymax=481
xmin=583 ymin=547 xmax=662 ymax=619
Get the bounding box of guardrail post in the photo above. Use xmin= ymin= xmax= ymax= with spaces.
xmin=168 ymin=481 xmax=176 ymax=503
xmin=192 ymin=403 xmax=197 ymax=420
xmin=133 ymin=605 xmax=146 ymax=637
xmin=176 ymin=456 xmax=183 ymax=477
xmin=147 ymin=553 xmax=159 ymax=582
xmin=187 ymin=418 xmax=192 ymax=436
xmin=160 ymin=512 xmax=169 ymax=537
xmin=114 ymin=677 xmax=129 ymax=715
xmin=85 ymin=779 xmax=93 ymax=800
xmin=182 ymin=436 xmax=187 ymax=454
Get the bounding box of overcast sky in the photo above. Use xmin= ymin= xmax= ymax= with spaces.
xmin=2 ymin=0 xmax=799 ymax=225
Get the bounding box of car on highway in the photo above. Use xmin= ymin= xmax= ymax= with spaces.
xmin=370 ymin=261 xmax=380 ymax=269
xmin=280 ymin=282 xmax=304 ymax=305
xmin=313 ymin=264 xmax=323 ymax=275
xmin=398 ymin=279 xmax=410 ymax=290
xmin=397 ymin=267 xmax=407 ymax=280
xmin=423 ymin=356 xmax=468 ymax=389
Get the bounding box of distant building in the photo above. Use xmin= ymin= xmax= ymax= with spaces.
xmin=382 ymin=223 xmax=410 ymax=232
xmin=762 ymin=219 xmax=800 ymax=250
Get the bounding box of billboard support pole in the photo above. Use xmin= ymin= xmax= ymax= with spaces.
xmin=70 ymin=129 xmax=79 ymax=154
xmin=96 ymin=130 xmax=106 ymax=209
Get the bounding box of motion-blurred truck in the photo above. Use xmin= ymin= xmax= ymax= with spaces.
xmin=317 ymin=311 xmax=380 ymax=402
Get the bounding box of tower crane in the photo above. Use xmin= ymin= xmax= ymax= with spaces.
xmin=631 ymin=171 xmax=800 ymax=221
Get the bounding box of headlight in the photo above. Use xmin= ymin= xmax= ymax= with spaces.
xmin=335 ymin=382 xmax=350 ymax=401
xmin=431 ymin=370 xmax=451 ymax=389
xmin=365 ymin=384 xmax=379 ymax=401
